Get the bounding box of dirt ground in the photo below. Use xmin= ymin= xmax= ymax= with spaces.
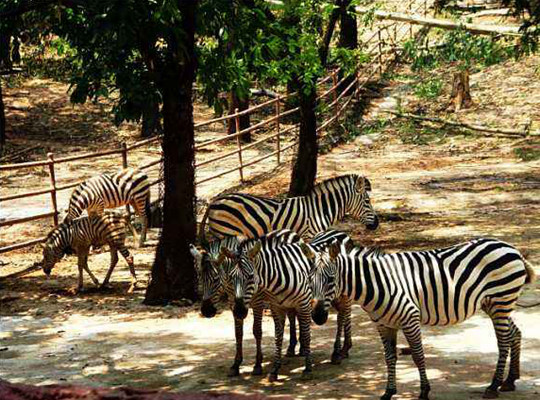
xmin=1 ymin=6 xmax=540 ymax=399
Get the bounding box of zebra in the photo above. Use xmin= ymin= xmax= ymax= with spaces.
xmin=310 ymin=230 xmax=384 ymax=364
xmin=199 ymin=174 xmax=378 ymax=241
xmin=40 ymin=213 xmax=137 ymax=293
xmin=190 ymin=230 xmax=305 ymax=377
xmin=65 ymin=168 xmax=150 ymax=247
xmin=219 ymin=232 xmax=316 ymax=381
xmin=310 ymin=237 xmax=536 ymax=400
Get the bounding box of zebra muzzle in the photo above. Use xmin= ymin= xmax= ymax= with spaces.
xmin=201 ymin=299 xmax=217 ymax=318
xmin=233 ymin=299 xmax=248 ymax=320
xmin=366 ymin=216 xmax=379 ymax=231
xmin=311 ymin=301 xmax=328 ymax=325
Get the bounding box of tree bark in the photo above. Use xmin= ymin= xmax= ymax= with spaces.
xmin=0 ymin=34 xmax=12 ymax=69
xmin=288 ymin=85 xmax=318 ymax=196
xmin=227 ymin=91 xmax=251 ymax=142
xmin=144 ymin=1 xmax=198 ymax=305
xmin=338 ymin=0 xmax=357 ymax=93
xmin=450 ymin=69 xmax=473 ymax=112
xmin=0 ymin=78 xmax=5 ymax=156
xmin=141 ymin=95 xmax=162 ymax=138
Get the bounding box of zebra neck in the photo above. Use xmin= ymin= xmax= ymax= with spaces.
xmin=305 ymin=188 xmax=347 ymax=230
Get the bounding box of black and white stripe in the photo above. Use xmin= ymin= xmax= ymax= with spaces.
xmin=41 ymin=213 xmax=137 ymax=292
xmin=220 ymin=231 xmax=316 ymax=381
xmin=311 ymin=237 xmax=535 ymax=399
xmin=65 ymin=168 xmax=150 ymax=247
xmin=200 ymin=174 xmax=378 ymax=240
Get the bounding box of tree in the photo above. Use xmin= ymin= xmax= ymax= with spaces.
xmin=337 ymin=0 xmax=357 ymax=93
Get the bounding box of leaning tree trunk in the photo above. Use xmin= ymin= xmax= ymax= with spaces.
xmin=450 ymin=69 xmax=473 ymax=112
xmin=0 ymin=78 xmax=5 ymax=156
xmin=338 ymin=0 xmax=357 ymax=94
xmin=288 ymin=85 xmax=318 ymax=196
xmin=227 ymin=91 xmax=251 ymax=142
xmin=141 ymin=95 xmax=162 ymax=138
xmin=144 ymin=1 xmax=198 ymax=305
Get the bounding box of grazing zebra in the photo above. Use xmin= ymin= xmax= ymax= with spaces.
xmin=190 ymin=230 xmax=303 ymax=377
xmin=310 ymin=230 xmax=384 ymax=364
xmin=219 ymin=232 xmax=315 ymax=381
xmin=65 ymin=168 xmax=150 ymax=247
xmin=310 ymin=238 xmax=536 ymax=400
xmin=41 ymin=213 xmax=137 ymax=293
xmin=200 ymin=174 xmax=378 ymax=241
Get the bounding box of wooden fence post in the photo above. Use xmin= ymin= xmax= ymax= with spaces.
xmin=408 ymin=0 xmax=413 ymax=39
xmin=377 ymin=30 xmax=383 ymax=76
xmin=234 ymin=109 xmax=244 ymax=182
xmin=275 ymin=96 xmax=281 ymax=164
xmin=47 ymin=153 xmax=59 ymax=226
xmin=332 ymin=70 xmax=339 ymax=119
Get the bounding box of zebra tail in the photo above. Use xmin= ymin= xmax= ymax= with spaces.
xmin=524 ymin=259 xmax=537 ymax=284
xmin=144 ymin=193 xmax=152 ymax=222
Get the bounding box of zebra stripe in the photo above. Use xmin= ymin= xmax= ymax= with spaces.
xmin=41 ymin=213 xmax=137 ymax=293
xmin=311 ymin=237 xmax=535 ymax=399
xmin=220 ymin=231 xmax=315 ymax=381
xmin=201 ymin=174 xmax=378 ymax=240
xmin=65 ymin=168 xmax=150 ymax=247
xmin=190 ymin=230 xmax=303 ymax=376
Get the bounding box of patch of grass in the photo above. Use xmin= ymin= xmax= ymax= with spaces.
xmin=414 ymin=78 xmax=443 ymax=100
xmin=397 ymin=120 xmax=447 ymax=145
xmin=514 ymin=146 xmax=540 ymax=161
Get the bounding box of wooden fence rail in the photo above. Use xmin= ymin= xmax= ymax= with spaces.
xmin=0 ymin=2 xmax=432 ymax=257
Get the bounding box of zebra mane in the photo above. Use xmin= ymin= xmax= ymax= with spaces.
xmin=310 ymin=174 xmax=363 ymax=197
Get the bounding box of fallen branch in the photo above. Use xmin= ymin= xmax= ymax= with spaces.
xmin=355 ymin=8 xmax=522 ymax=37
xmin=0 ymin=262 xmax=41 ymax=281
xmin=386 ymin=110 xmax=532 ymax=137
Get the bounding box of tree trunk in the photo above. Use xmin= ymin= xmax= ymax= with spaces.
xmin=141 ymin=95 xmax=162 ymax=138
xmin=450 ymin=69 xmax=473 ymax=112
xmin=0 ymin=78 xmax=5 ymax=156
xmin=227 ymin=91 xmax=251 ymax=142
xmin=288 ymin=85 xmax=318 ymax=196
xmin=338 ymin=0 xmax=357 ymax=93
xmin=144 ymin=1 xmax=198 ymax=305
xmin=0 ymin=34 xmax=12 ymax=69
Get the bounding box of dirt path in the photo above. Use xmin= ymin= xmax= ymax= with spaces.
xmin=2 ymin=125 xmax=539 ymax=399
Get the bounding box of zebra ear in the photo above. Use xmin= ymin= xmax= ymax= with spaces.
xmin=190 ymin=244 xmax=203 ymax=266
xmin=247 ymin=241 xmax=262 ymax=260
xmin=299 ymin=242 xmax=316 ymax=260
xmin=329 ymin=241 xmax=341 ymax=260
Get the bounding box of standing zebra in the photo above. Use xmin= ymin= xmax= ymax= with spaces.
xmin=220 ymin=232 xmax=315 ymax=381
xmin=190 ymin=230 xmax=304 ymax=377
xmin=65 ymin=168 xmax=150 ymax=247
xmin=200 ymin=174 xmax=378 ymax=241
xmin=41 ymin=213 xmax=137 ymax=293
xmin=310 ymin=238 xmax=536 ymax=399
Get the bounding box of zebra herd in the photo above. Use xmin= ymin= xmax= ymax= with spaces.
xmin=36 ymin=167 xmax=535 ymax=400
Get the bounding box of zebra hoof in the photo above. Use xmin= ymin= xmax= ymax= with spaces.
xmin=380 ymin=388 xmax=397 ymax=400
xmin=500 ymin=381 xmax=516 ymax=392
xmin=286 ymin=347 xmax=296 ymax=357
xmin=251 ymin=365 xmax=263 ymax=376
xmin=483 ymin=388 xmax=499 ymax=399
xmin=330 ymin=353 xmax=342 ymax=365
xmin=227 ymin=367 xmax=240 ymax=377
xmin=268 ymin=373 xmax=279 ymax=383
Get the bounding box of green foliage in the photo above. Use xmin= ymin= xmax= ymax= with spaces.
xmin=397 ymin=120 xmax=447 ymax=145
xmin=403 ymin=28 xmax=515 ymax=72
xmin=513 ymin=146 xmax=540 ymax=161
xmin=414 ymin=78 xmax=443 ymax=99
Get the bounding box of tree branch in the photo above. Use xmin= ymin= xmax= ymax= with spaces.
xmin=319 ymin=1 xmax=341 ymax=67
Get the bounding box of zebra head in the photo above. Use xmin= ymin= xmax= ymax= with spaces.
xmin=40 ymin=242 xmax=64 ymax=277
xmin=347 ymin=176 xmax=379 ymax=231
xmin=310 ymin=241 xmax=341 ymax=325
xmin=190 ymin=242 xmax=230 ymax=318
xmin=223 ymin=240 xmax=262 ymax=320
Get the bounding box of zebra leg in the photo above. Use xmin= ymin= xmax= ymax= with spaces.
xmin=101 ymin=248 xmax=119 ymax=289
xmin=298 ymin=306 xmax=313 ymax=379
xmin=268 ymin=307 xmax=286 ymax=382
xmin=484 ymin=311 xmax=513 ymax=398
xmin=331 ymin=301 xmax=344 ymax=365
xmin=252 ymin=305 xmax=264 ymax=376
xmin=228 ymin=316 xmax=244 ymax=377
xmin=377 ymin=325 xmax=398 ymax=400
xmin=286 ymin=310 xmax=298 ymax=357
xmin=402 ymin=322 xmax=430 ymax=400
xmin=500 ymin=318 xmax=521 ymax=392
xmin=119 ymin=247 xmax=137 ymax=293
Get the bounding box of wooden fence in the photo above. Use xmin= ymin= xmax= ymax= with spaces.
xmin=0 ymin=2 xmax=430 ymax=256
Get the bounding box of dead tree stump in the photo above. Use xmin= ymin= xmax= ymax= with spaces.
xmin=450 ymin=69 xmax=473 ymax=112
